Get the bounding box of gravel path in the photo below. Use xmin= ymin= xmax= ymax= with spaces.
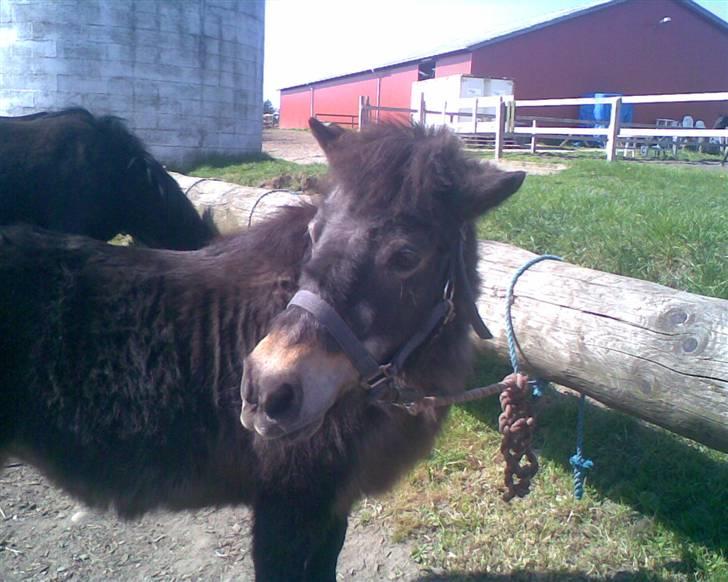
xmin=0 ymin=463 xmax=425 ymax=581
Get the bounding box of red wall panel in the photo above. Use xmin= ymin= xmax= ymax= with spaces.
xmin=279 ymin=88 xmax=311 ymax=129
xmin=378 ymin=65 xmax=419 ymax=123
xmin=312 ymin=74 xmax=378 ymax=128
xmin=280 ymin=65 xmax=420 ymax=129
xmin=435 ymin=53 xmax=472 ymax=77
xmin=469 ymin=0 xmax=728 ymax=125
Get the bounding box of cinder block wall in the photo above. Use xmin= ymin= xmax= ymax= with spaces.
xmin=0 ymin=0 xmax=264 ymax=168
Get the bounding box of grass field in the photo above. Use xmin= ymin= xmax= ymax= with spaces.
xmin=195 ymin=151 xmax=727 ymax=580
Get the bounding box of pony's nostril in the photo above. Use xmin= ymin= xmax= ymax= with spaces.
xmin=262 ymin=382 xmax=297 ymax=420
xmin=241 ymin=368 xmax=258 ymax=404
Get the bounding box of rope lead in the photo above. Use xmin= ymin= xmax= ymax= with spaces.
xmin=570 ymin=393 xmax=594 ymax=500
xmin=505 ymin=253 xmax=593 ymax=499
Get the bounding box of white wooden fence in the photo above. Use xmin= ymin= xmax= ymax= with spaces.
xmin=357 ymin=92 xmax=728 ymax=162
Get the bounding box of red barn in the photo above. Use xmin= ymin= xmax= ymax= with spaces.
xmin=279 ymin=0 xmax=728 ymax=128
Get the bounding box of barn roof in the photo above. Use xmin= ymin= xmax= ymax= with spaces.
xmin=280 ymin=0 xmax=728 ymax=92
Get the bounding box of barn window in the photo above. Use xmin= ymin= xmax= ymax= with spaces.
xmin=418 ymin=60 xmax=435 ymax=81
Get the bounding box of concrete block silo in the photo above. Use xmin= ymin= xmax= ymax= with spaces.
xmin=0 ymin=0 xmax=265 ymax=168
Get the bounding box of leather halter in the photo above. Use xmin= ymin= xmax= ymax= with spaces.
xmin=287 ymin=233 xmax=492 ymax=404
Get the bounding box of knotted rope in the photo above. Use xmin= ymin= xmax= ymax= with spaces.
xmin=498 ymin=373 xmax=539 ymax=501
xmin=504 ymin=253 xmax=593 ymax=500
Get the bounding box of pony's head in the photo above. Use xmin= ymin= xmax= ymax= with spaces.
xmin=241 ymin=119 xmax=524 ymax=439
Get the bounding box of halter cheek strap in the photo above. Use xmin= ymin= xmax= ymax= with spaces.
xmin=286 ymin=236 xmax=492 ymax=399
xmin=287 ymin=289 xmax=381 ymax=382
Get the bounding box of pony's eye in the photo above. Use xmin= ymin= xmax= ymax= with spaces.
xmin=388 ymin=247 xmax=422 ymax=274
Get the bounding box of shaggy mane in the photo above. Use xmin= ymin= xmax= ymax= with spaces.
xmin=323 ymin=122 xmax=494 ymax=219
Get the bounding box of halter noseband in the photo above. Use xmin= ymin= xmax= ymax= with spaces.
xmin=286 ymin=234 xmax=492 ymax=404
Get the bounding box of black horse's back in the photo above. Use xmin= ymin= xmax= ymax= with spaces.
xmin=0 ymin=108 xmax=216 ymax=249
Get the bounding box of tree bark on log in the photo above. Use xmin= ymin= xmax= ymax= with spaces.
xmin=171 ymin=173 xmax=313 ymax=234
xmin=475 ymin=241 xmax=728 ymax=453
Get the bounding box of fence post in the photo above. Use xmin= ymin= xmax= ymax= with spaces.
xmin=357 ymin=95 xmax=366 ymax=130
xmin=472 ymin=98 xmax=479 ymax=134
xmin=530 ymin=120 xmax=537 ymax=154
xmin=494 ymin=96 xmax=505 ymax=161
xmin=606 ymin=97 xmax=622 ymax=162
xmin=506 ymin=98 xmax=516 ymax=133
xmin=418 ymin=93 xmax=426 ymax=125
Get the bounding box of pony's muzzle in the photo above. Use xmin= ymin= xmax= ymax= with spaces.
xmin=240 ymin=331 xmax=357 ymax=439
xmin=240 ymin=364 xmax=303 ymax=436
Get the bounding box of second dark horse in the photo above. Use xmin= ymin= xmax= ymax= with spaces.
xmin=0 ymin=108 xmax=215 ymax=250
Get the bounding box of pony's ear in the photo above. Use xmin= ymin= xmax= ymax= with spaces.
xmin=459 ymin=169 xmax=525 ymax=219
xmin=309 ymin=118 xmax=346 ymax=154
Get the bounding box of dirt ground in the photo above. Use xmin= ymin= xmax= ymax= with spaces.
xmin=262 ymin=129 xmax=328 ymax=166
xmin=0 ymin=463 xmax=424 ymax=581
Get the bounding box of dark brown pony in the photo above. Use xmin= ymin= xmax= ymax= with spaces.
xmin=0 ymin=119 xmax=525 ymax=581
xmin=0 ymin=108 xmax=216 ymax=249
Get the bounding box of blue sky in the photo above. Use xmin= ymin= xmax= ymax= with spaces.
xmin=263 ymin=0 xmax=728 ymax=107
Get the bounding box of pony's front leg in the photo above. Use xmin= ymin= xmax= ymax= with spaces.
xmin=303 ymin=513 xmax=347 ymax=581
xmin=252 ymin=494 xmax=347 ymax=582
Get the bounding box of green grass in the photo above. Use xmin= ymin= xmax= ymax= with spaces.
xmin=189 ymin=153 xmax=327 ymax=190
xmin=479 ymin=159 xmax=728 ymax=299
xmin=474 ymin=147 xmax=726 ymax=166
xmin=363 ymin=158 xmax=728 ymax=580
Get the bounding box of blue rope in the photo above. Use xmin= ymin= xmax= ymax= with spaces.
xmin=570 ymin=393 xmax=594 ymax=500
xmin=504 ymin=254 xmax=593 ymax=499
xmin=504 ymin=254 xmax=562 ymax=385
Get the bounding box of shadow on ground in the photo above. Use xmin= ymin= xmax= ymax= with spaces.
xmin=417 ymin=567 xmax=677 ymax=581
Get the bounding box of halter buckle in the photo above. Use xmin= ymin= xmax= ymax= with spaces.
xmin=366 ymin=363 xmax=395 ymax=391
xmin=443 ymin=278 xmax=455 ymax=302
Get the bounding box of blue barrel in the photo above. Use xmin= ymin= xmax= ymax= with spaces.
xmin=581 ymin=93 xmax=633 ymax=126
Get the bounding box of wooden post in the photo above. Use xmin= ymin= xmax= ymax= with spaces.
xmin=474 ymin=241 xmax=728 ymax=453
xmin=309 ymin=86 xmax=315 ymax=119
xmin=419 ymin=93 xmax=426 ymax=125
xmin=494 ymin=96 xmax=505 ymax=161
xmin=530 ymin=120 xmax=537 ymax=153
xmin=606 ymin=96 xmax=622 ymax=162
xmin=506 ymin=99 xmax=516 ymax=133
xmin=357 ymin=95 xmax=366 ymax=130
xmin=441 ymin=100 xmax=448 ymax=127
xmin=471 ymin=98 xmax=479 ymax=134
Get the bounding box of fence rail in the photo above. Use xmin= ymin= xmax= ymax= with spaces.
xmin=358 ymin=91 xmax=728 ymax=161
xmin=314 ymin=112 xmax=358 ymax=128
